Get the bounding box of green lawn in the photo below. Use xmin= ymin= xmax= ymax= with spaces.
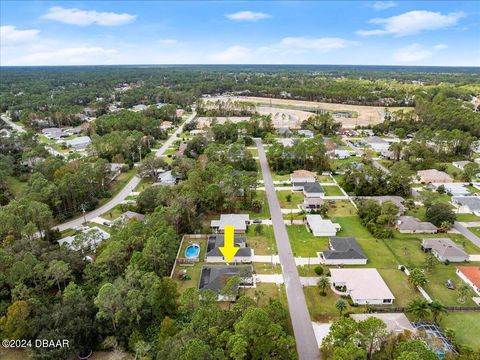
xmin=423 ymin=265 xmax=479 ymax=306
xmin=244 ymin=283 xmax=284 ymax=307
xmin=277 ymin=190 xmax=304 ymax=208
xmin=98 ymin=168 xmax=136 ymax=206
xmin=439 ymin=312 xmax=480 ymax=350
xmin=173 ymin=237 xmax=208 ymax=293
xmin=244 ymin=191 xmax=271 ymax=219
xmin=377 ymin=269 xmax=419 ymax=307
xmin=248 ymin=148 xmax=259 ymax=157
xmin=327 ymin=200 xmax=357 ymax=217
xmin=317 ymin=175 xmax=334 ymax=183
xmin=297 ymin=265 xmax=326 ymax=276
xmin=333 ymin=156 xmax=361 ymax=170
xmin=5 ymin=176 xmax=27 ymax=196
xmin=323 ymin=185 xmax=344 ymax=196
xmin=246 ymin=225 xmax=277 ymax=255
xmin=287 ymin=225 xmax=329 ymax=257
xmin=456 ymin=213 xmax=480 ymax=222
xmin=101 ymin=204 xmax=125 ymax=221
xmin=134 ymin=177 xmax=154 ymax=192
xmin=270 ymin=171 xmax=291 ymax=181
xmin=253 ymin=263 xmax=282 ymax=274
xmin=470 ymin=227 xmax=480 ymax=237
xmin=304 ymin=286 xmax=363 ymax=322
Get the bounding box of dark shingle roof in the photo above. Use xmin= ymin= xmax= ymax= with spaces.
xmin=303 ymin=182 xmax=324 ymax=194
xmin=323 ymin=237 xmax=367 ymax=260
xmin=198 ymin=265 xmax=253 ymax=293
xmin=206 ymin=234 xmax=252 ymax=257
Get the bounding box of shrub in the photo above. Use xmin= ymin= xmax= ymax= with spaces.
xmin=314 ymin=266 xmax=324 ymax=275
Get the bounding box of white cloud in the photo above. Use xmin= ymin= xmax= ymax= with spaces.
xmin=392 ymin=43 xmax=448 ymax=63
xmin=372 ymin=1 xmax=396 ymax=10
xmin=14 ymin=47 xmax=118 ymax=65
xmin=357 ymin=10 xmax=464 ymax=36
xmin=225 ymin=11 xmax=271 ymax=22
xmin=279 ymin=37 xmax=358 ymax=52
xmin=157 ymin=39 xmax=177 ymax=45
xmin=208 ymin=46 xmax=251 ymax=63
xmin=0 ymin=25 xmax=40 ymax=45
xmin=42 ymin=6 xmax=137 ymax=26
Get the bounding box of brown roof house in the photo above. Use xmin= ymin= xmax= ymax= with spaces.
xmin=416 ymin=169 xmax=453 ymax=184
xmin=396 ymin=216 xmax=438 ymax=234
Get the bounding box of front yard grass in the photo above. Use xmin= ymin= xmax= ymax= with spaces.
xmin=322 ymin=185 xmax=344 ymax=196
xmin=287 ymin=225 xmax=329 ymax=257
xmin=456 ymin=213 xmax=480 ymax=222
xmin=253 ymin=263 xmax=282 ymax=274
xmin=439 ymin=312 xmax=480 ymax=350
xmin=304 ymin=287 xmax=363 ymax=322
xmin=246 ymin=225 xmax=277 ymax=255
xmin=243 ymin=283 xmax=283 ymax=307
xmin=244 ymin=190 xmax=271 ymax=219
xmin=277 ymin=190 xmax=304 ymax=208
xmin=98 ymin=168 xmax=136 ymax=206
xmin=271 ymin=171 xmax=291 ymax=181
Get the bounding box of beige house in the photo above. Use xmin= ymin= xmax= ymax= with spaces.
xmin=416 ymin=169 xmax=453 ymax=183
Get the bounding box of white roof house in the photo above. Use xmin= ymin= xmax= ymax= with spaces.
xmin=157 ymin=170 xmax=178 ymax=185
xmin=333 ymin=149 xmax=352 ymax=160
xmin=65 ymin=136 xmax=91 ymax=151
xmin=350 ymin=313 xmax=415 ymax=334
xmin=330 ymin=268 xmax=395 ymax=305
xmin=297 ymin=129 xmax=314 ymax=138
xmin=306 ymin=215 xmax=340 ymax=237
xmin=365 ymin=136 xmax=390 ymax=152
xmin=131 ymin=104 xmax=148 ymax=112
xmin=211 ymin=214 xmax=250 ymax=233
xmin=435 ymin=183 xmax=470 ymax=197
xmin=57 ymin=226 xmax=110 ymax=251
xmin=452 ymin=161 xmax=471 ymax=171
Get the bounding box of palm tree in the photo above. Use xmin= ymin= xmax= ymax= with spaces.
xmin=408 ymin=268 xmax=428 ymax=289
xmin=406 ymin=298 xmax=431 ymax=321
xmin=429 ymin=300 xmax=447 ymax=323
xmin=457 ymin=284 xmax=470 ymax=304
xmin=335 ymin=299 xmax=347 ymax=317
xmin=388 ymin=141 xmax=404 ymax=161
xmin=317 ymin=276 xmax=329 ymax=296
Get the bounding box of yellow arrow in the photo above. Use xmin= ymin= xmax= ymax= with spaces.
xmin=219 ymin=225 xmax=239 ymax=263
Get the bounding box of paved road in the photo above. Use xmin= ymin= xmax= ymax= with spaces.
xmin=255 ymin=138 xmax=321 ymax=360
xmin=1 ymin=114 xmax=26 ymax=133
xmin=343 ymin=137 xmax=390 ymax=174
xmin=54 ymin=111 xmax=196 ymax=231
xmin=454 ymin=222 xmax=480 ymax=247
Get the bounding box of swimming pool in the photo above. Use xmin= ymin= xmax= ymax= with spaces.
xmin=185 ymin=243 xmax=200 ymax=258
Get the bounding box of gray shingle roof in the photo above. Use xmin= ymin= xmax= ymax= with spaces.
xmin=323 ymin=237 xmax=367 ymax=260
xmin=452 ymin=196 xmax=480 ymax=212
xmin=206 ymin=234 xmax=252 ymax=257
xmin=397 ymin=216 xmax=438 ymax=232
xmin=422 ymin=238 xmax=468 ymax=259
xmin=199 ymin=265 xmax=253 ymax=293
xmin=303 ymin=182 xmax=324 ymax=194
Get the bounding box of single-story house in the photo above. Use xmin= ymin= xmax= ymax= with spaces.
xmin=365 ymin=136 xmax=390 ymax=152
xmin=157 ymin=170 xmax=178 ymax=185
xmin=306 ymin=215 xmax=340 ymax=237
xmin=57 ymin=226 xmax=110 ymax=251
xmin=176 ymin=109 xmax=185 ymax=117
xmin=330 ymin=268 xmax=395 ymax=305
xmin=333 ymin=149 xmax=352 ymax=160
xmin=416 ymin=169 xmax=453 ymax=184
xmin=350 ymin=313 xmax=416 ymax=334
xmin=198 ymin=265 xmax=254 ymax=301
xmin=396 ymin=216 xmax=438 ymax=234
xmin=421 ymin=238 xmax=469 ymax=263
xmin=190 ymin=129 xmax=207 ymax=136
xmin=452 ymin=196 xmax=480 ymax=216
xmin=366 ymin=196 xmax=405 ymax=214
xmin=452 ymin=161 xmax=471 ymax=171
xmin=456 ymin=266 xmax=480 ymax=296
xmin=276 ymin=138 xmax=295 ymax=147
xmin=42 ymin=127 xmax=65 ymax=140
xmin=211 ymin=214 xmax=250 ymax=233
xmin=291 ymin=170 xmax=316 ymax=189
xmin=276 ymin=127 xmax=293 ymax=137
xmin=116 ymin=211 xmax=145 ymax=225
xmin=297 ymin=129 xmax=314 ymax=138
xmin=65 ymin=136 xmax=91 ymax=151
xmin=303 ymin=182 xmax=325 ymax=198
xmin=436 ymin=183 xmax=470 ymax=197
xmin=131 ymin=104 xmax=148 ymax=112
xmin=205 ymin=234 xmax=253 ymax=263
xmin=160 ymin=121 xmax=173 ymax=130
xmin=302 ymin=197 xmax=324 ymax=211
xmin=321 ymin=237 xmax=368 ymax=265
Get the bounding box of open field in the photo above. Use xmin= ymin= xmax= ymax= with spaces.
xmin=206 ymin=95 xmax=413 ymax=128
xmin=277 ymin=190 xmax=304 ymax=208
xmin=287 ymin=225 xmax=329 ymax=257
xmin=246 ymin=225 xmax=277 ymax=255
xmin=323 ymin=185 xmax=344 ymax=196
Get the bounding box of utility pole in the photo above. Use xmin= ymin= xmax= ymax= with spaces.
xmin=138 ymin=145 xmax=142 ymax=162
xmin=131 ymin=152 xmax=135 ymax=164
xmin=81 ymin=204 xmax=87 ymax=225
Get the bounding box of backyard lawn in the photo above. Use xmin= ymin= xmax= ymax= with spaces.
xmin=246 ymin=225 xmax=277 ymax=255
xmin=317 ymin=175 xmax=334 ymax=183
xmin=277 ymin=190 xmax=304 ymax=208
xmin=439 ymin=312 xmax=480 ymax=350
xmin=287 ymin=225 xmax=329 ymax=257
xmin=327 ymin=200 xmax=357 ymax=217
xmin=304 ymin=287 xmax=363 ymax=322
xmin=377 ymin=269 xmax=419 ymax=307
xmin=323 ymin=185 xmax=344 ymax=196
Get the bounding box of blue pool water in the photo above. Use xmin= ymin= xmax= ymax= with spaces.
xmin=185 ymin=244 xmax=200 ymax=258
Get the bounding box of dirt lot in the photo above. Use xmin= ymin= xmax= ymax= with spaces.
xmin=205 ymin=96 xmax=412 ymax=128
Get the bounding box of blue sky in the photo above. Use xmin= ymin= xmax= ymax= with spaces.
xmin=1 ymin=1 xmax=479 ymax=66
